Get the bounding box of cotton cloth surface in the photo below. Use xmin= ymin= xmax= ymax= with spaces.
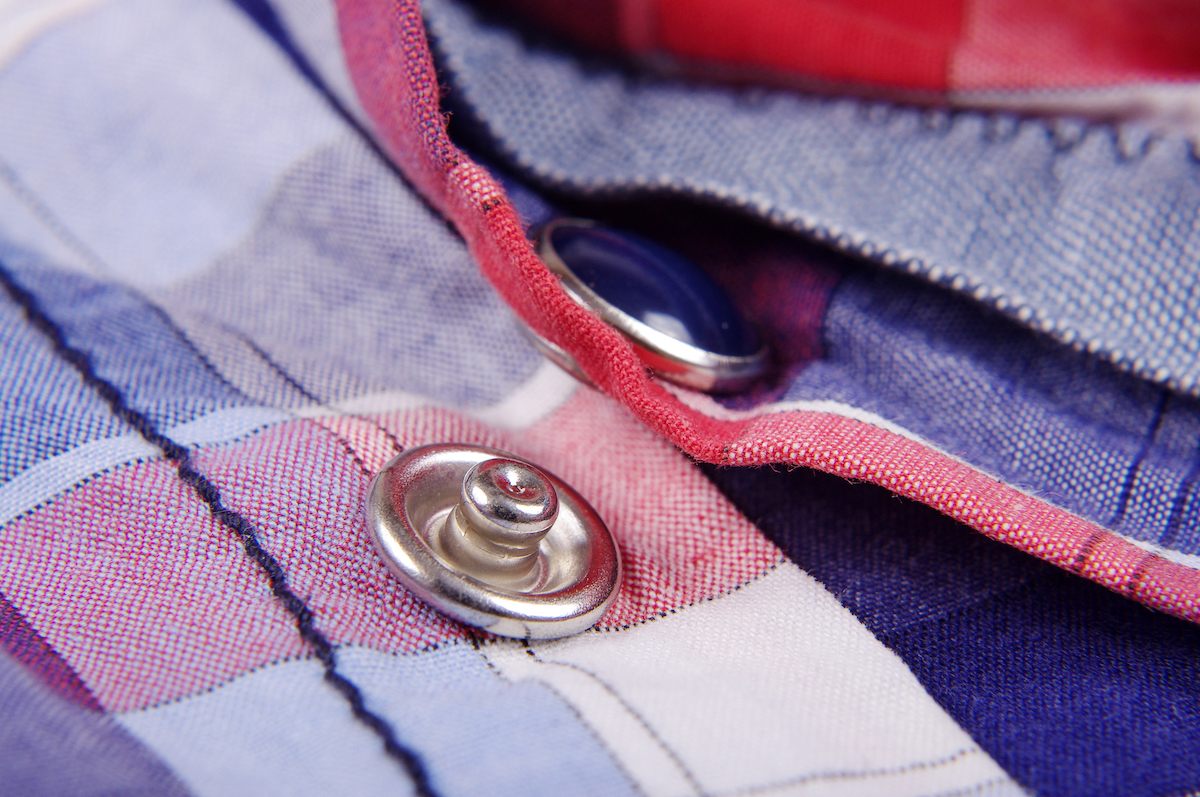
xmin=0 ymin=1 xmax=1198 ymax=797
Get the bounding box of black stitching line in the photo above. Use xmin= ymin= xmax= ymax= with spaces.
xmin=509 ymin=635 xmax=990 ymax=797
xmin=467 ymin=634 xmax=651 ymax=797
xmin=1111 ymin=390 xmax=1170 ymax=528
xmin=1162 ymin=446 xmax=1200 ymax=549
xmin=590 ymin=558 xmax=785 ymax=634
xmin=0 ymin=262 xmax=438 ymax=797
xmin=1 ymin=154 xmax=260 ymax=409
xmin=1072 ymin=530 xmax=1105 ymax=571
xmin=230 ymin=327 xmax=405 ymax=455
xmin=521 ymin=640 xmax=708 ymax=796
xmin=3 ymin=148 xmax=376 ymax=474
xmin=716 ymin=747 xmax=982 ymax=797
xmin=291 ymin=413 xmax=374 ymax=479
xmin=916 ymin=775 xmax=1015 ymax=797
xmin=1 ymin=155 xmax=388 ymax=480
xmin=0 ymin=409 xmax=288 ymax=528
xmin=463 ymin=633 xmax=993 ymax=797
xmin=2 ymin=139 xmax=440 ymax=785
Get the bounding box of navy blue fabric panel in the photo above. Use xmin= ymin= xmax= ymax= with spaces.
xmin=0 ymin=285 xmax=128 ymax=484
xmin=3 ymin=250 xmax=247 ymax=430
xmin=0 ymin=652 xmax=192 ymax=797
xmin=701 ymin=463 xmax=1200 ymax=797
xmin=779 ymin=264 xmax=1200 ymax=555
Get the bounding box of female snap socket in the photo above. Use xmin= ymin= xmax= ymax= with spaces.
xmin=365 ymin=444 xmax=621 ymax=639
xmin=525 ymin=218 xmax=769 ymax=393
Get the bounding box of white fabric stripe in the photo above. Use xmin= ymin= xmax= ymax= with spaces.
xmin=0 ymin=406 xmax=288 ymax=527
xmin=481 ymin=650 xmax=699 ymax=797
xmin=665 ymin=387 xmax=961 ymax=448
xmin=322 ymin=358 xmax=578 ymax=428
xmin=468 ymin=358 xmax=579 ymax=428
xmin=117 ymin=656 xmax=415 ymax=797
xmin=485 ymin=564 xmax=1017 ymax=797
xmin=0 ymin=361 xmax=575 ymax=527
xmin=118 ymin=644 xmax=643 ymax=797
xmin=0 ymin=0 xmax=109 ymax=72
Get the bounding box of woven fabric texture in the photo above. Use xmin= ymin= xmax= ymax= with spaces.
xmin=0 ymin=0 xmax=1197 ymax=795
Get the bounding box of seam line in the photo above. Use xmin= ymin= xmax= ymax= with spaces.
xmin=468 ymin=635 xmax=652 ymax=797
xmin=0 ymin=260 xmax=438 ymax=797
xmin=1111 ymin=390 xmax=1170 ymax=528
xmin=523 ymin=641 xmax=708 ymax=796
xmin=1162 ymin=450 xmax=1200 ymax=549
xmin=230 ymin=325 xmax=405 ymax=454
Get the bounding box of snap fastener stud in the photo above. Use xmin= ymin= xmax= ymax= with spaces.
xmin=529 ymin=218 xmax=769 ymax=393
xmin=365 ymin=444 xmax=621 ymax=639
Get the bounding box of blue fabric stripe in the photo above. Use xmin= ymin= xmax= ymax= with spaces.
xmin=701 ymin=463 xmax=1200 ymax=797
xmin=0 ymin=254 xmax=440 ymax=796
xmin=777 ymin=263 xmax=1200 ymax=555
xmin=3 ymin=252 xmax=247 ymax=427
xmin=0 ymin=651 xmax=193 ymax=797
xmin=337 ymin=644 xmax=642 ymax=797
xmin=150 ymin=133 xmax=544 ymax=409
xmin=0 ymin=282 xmax=128 ymax=484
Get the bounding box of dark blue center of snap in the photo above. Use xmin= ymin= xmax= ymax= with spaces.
xmin=548 ymin=224 xmax=761 ymax=357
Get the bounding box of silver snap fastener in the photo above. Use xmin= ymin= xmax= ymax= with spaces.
xmin=365 ymin=444 xmax=622 ymax=639
xmin=530 ymin=218 xmax=769 ymax=393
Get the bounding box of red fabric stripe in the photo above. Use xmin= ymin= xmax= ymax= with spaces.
xmin=652 ymin=0 xmax=961 ymax=90
xmin=951 ymin=0 xmax=1200 ymax=90
xmin=485 ymin=0 xmax=1200 ymax=92
xmin=334 ymin=0 xmax=1200 ymax=624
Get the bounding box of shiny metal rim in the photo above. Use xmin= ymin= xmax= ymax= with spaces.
xmin=365 ymin=444 xmax=621 ymax=639
xmin=517 ymin=322 xmax=596 ymax=389
xmin=537 ymin=218 xmax=769 ymax=392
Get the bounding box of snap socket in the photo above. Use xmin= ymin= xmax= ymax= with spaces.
xmin=365 ymin=444 xmax=621 ymax=639
xmin=529 ymin=218 xmax=769 ymax=393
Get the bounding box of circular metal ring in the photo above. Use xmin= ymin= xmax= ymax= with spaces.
xmin=365 ymin=444 xmax=621 ymax=639
xmin=536 ymin=218 xmax=769 ymax=393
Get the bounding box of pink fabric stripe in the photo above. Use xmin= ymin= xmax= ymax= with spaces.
xmin=0 ymin=460 xmax=306 ymax=712
xmin=951 ymin=0 xmax=1200 ymax=91
xmin=0 ymin=591 xmax=100 ymax=710
xmin=192 ymin=419 xmax=470 ymax=656
xmin=333 ymin=0 xmax=1200 ymax=625
xmin=502 ymin=389 xmax=785 ymax=628
xmin=1 ymin=398 xmax=781 ymax=707
xmin=324 ymin=394 xmax=783 ymax=629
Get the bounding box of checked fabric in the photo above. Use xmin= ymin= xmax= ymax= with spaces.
xmin=1 ymin=1 xmax=1199 ymax=796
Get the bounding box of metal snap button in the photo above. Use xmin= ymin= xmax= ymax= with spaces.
xmin=365 ymin=444 xmax=621 ymax=639
xmin=530 ymin=218 xmax=769 ymax=393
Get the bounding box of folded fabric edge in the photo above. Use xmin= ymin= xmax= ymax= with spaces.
xmin=331 ymin=0 xmax=1200 ymax=626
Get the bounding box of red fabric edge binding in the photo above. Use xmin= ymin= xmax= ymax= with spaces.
xmin=332 ymin=0 xmax=1200 ymax=625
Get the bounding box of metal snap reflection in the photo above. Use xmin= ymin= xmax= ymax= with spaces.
xmin=533 ymin=218 xmax=769 ymax=393
xmin=365 ymin=444 xmax=621 ymax=639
